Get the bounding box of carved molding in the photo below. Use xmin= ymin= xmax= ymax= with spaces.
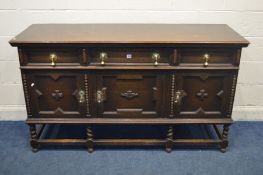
xmin=228 ymin=75 xmax=237 ymax=117
xmin=51 ymin=90 xmax=64 ymax=101
xmin=22 ymin=74 xmax=31 ymax=115
xmin=216 ymin=90 xmax=224 ymax=99
xmin=196 ymin=89 xmax=208 ymax=101
xmin=54 ymin=107 xmax=65 ymax=115
xmin=196 ymin=107 xmax=206 ymax=115
xmin=72 ymin=89 xmax=78 ymax=99
xmin=35 ymin=89 xmax=43 ymax=97
xmin=200 ymin=74 xmax=209 ymax=81
xmin=170 ymin=74 xmax=175 ymax=117
xmin=85 ymin=74 xmax=90 ymax=114
xmin=49 ymin=74 xmax=61 ymax=81
xmin=120 ymin=90 xmax=139 ymax=99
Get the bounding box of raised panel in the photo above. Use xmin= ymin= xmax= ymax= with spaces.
xmin=175 ymin=71 xmax=234 ymax=118
xmin=96 ymin=71 xmax=166 ymax=118
xmin=28 ymin=71 xmax=88 ymax=118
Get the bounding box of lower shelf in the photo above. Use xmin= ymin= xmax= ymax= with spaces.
xmin=26 ymin=118 xmax=233 ymax=124
xmin=28 ymin=123 xmax=231 ymax=153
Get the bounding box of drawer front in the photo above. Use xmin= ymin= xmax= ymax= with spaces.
xmin=21 ymin=48 xmax=82 ymax=66
xmin=88 ymin=48 xmax=171 ymax=66
xmin=23 ymin=71 xmax=88 ymax=118
xmin=95 ymin=71 xmax=167 ymax=118
xmin=170 ymin=71 xmax=236 ymax=118
xmin=176 ymin=47 xmax=240 ymax=66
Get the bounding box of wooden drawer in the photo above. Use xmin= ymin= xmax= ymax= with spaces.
xmin=95 ymin=71 xmax=168 ymax=118
xmin=176 ymin=47 xmax=240 ymax=66
xmin=88 ymin=48 xmax=171 ymax=66
xmin=21 ymin=48 xmax=82 ymax=66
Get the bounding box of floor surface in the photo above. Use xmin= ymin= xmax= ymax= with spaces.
xmin=0 ymin=121 xmax=262 ymax=175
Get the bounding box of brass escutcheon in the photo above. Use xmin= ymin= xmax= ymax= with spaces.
xmin=174 ymin=90 xmax=187 ymax=105
xmin=97 ymin=88 xmax=106 ymax=103
xmin=78 ymin=90 xmax=85 ymax=103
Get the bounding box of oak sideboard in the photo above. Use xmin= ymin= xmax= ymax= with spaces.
xmin=9 ymin=24 xmax=249 ymax=152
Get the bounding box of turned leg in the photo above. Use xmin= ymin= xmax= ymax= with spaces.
xmin=87 ymin=126 xmax=94 ymax=153
xmin=29 ymin=124 xmax=39 ymax=153
xmin=165 ymin=126 xmax=174 ymax=153
xmin=220 ymin=124 xmax=230 ymax=153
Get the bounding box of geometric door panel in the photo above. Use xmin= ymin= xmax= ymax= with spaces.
xmin=28 ymin=71 xmax=87 ymax=118
xmin=174 ymin=71 xmax=235 ymax=118
xmin=96 ymin=71 xmax=166 ymax=118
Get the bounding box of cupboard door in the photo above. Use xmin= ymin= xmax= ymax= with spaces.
xmin=96 ymin=71 xmax=166 ymax=118
xmin=172 ymin=71 xmax=235 ymax=118
xmin=27 ymin=71 xmax=88 ymax=118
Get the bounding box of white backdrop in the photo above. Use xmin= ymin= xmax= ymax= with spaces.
xmin=0 ymin=0 xmax=262 ymax=120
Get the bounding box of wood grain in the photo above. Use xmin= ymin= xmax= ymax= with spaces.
xmin=9 ymin=24 xmax=249 ymax=46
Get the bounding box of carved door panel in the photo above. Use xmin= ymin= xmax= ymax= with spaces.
xmin=28 ymin=71 xmax=88 ymax=118
xmin=172 ymin=71 xmax=236 ymax=118
xmin=96 ymin=71 xmax=166 ymax=118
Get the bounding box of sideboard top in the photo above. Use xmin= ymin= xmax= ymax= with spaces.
xmin=9 ymin=24 xmax=249 ymax=46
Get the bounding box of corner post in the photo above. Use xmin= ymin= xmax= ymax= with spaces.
xmin=220 ymin=124 xmax=231 ymax=153
xmin=29 ymin=124 xmax=39 ymax=152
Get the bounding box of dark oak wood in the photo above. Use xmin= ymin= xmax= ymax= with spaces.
xmin=9 ymin=24 xmax=249 ymax=46
xmin=29 ymin=124 xmax=38 ymax=152
xmin=165 ymin=126 xmax=174 ymax=152
xmin=25 ymin=123 xmax=228 ymax=152
xmin=10 ymin=24 xmax=248 ymax=152
xmin=220 ymin=124 xmax=231 ymax=153
xmin=25 ymin=118 xmax=234 ymax=124
xmin=96 ymin=71 xmax=167 ymax=118
xmin=89 ymin=47 xmax=171 ymax=65
xmin=21 ymin=47 xmax=83 ymax=66
xmin=175 ymin=71 xmax=234 ymax=118
xmin=20 ymin=65 xmax=240 ymax=70
xmin=26 ymin=70 xmax=87 ymax=118
xmin=176 ymin=47 xmax=240 ymax=66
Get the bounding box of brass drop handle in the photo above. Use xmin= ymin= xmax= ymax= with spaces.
xmin=99 ymin=52 xmax=108 ymax=65
xmin=203 ymin=53 xmax=209 ymax=67
xmin=49 ymin=53 xmax=58 ymax=67
xmin=174 ymin=90 xmax=187 ymax=105
xmin=152 ymin=53 xmax=160 ymax=66
xmin=78 ymin=90 xmax=85 ymax=103
xmin=97 ymin=88 xmax=106 ymax=103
